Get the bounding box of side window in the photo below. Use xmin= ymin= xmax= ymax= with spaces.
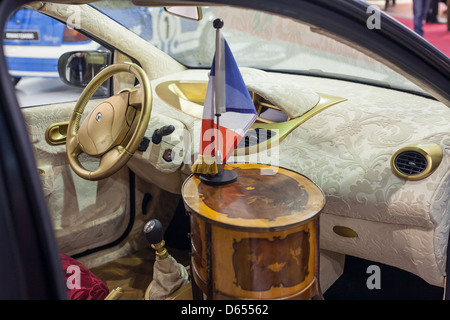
xmin=3 ymin=7 xmax=112 ymax=108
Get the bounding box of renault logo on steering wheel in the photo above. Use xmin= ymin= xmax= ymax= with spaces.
xmin=96 ymin=112 xmax=102 ymax=122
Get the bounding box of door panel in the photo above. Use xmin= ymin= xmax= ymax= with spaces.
xmin=22 ymin=100 xmax=131 ymax=258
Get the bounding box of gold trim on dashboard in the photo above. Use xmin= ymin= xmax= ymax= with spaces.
xmin=235 ymin=93 xmax=347 ymax=156
xmin=155 ymin=80 xmax=207 ymax=119
xmin=155 ymin=80 xmax=347 ymax=155
xmin=390 ymin=142 xmax=443 ymax=181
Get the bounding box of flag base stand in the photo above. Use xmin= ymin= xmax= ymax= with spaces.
xmin=199 ymin=169 xmax=237 ymax=186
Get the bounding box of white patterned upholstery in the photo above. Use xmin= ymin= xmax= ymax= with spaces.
xmin=23 ymin=2 xmax=450 ymax=287
xmin=150 ymin=68 xmax=450 ymax=287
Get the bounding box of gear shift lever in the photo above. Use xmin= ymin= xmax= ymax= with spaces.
xmin=144 ymin=219 xmax=168 ymax=259
xmin=143 ymin=218 xmax=190 ymax=300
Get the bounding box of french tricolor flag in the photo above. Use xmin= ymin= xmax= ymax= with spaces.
xmin=192 ymin=24 xmax=257 ymax=174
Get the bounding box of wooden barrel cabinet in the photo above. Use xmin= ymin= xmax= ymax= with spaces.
xmin=182 ymin=163 xmax=325 ymax=300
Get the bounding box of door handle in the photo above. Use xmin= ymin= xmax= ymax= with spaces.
xmin=45 ymin=121 xmax=69 ymax=145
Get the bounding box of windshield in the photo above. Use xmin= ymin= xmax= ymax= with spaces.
xmin=91 ymin=1 xmax=425 ymax=95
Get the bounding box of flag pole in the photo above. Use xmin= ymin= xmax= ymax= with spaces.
xmin=199 ymin=18 xmax=237 ymax=186
xmin=214 ymin=18 xmax=224 ymax=175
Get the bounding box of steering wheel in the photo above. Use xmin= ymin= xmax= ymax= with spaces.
xmin=66 ymin=62 xmax=152 ymax=180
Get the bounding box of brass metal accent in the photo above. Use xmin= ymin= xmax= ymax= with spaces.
xmin=390 ymin=142 xmax=443 ymax=181
xmin=235 ymin=93 xmax=347 ymax=156
xmin=333 ymin=226 xmax=358 ymax=238
xmin=156 ymin=80 xmax=295 ymax=123
xmin=104 ymin=287 xmax=124 ymax=300
xmin=151 ymin=240 xmax=168 ymax=259
xmin=163 ymin=282 xmax=193 ymax=300
xmin=250 ymin=91 xmax=290 ymax=124
xmin=167 ymin=81 xmax=206 ymax=104
xmin=155 ymin=80 xmax=207 ymax=119
xmin=155 ymin=80 xmax=346 ymax=156
xmin=45 ymin=121 xmax=69 ymax=145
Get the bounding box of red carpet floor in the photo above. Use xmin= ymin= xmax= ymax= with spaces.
xmin=395 ymin=17 xmax=450 ymax=56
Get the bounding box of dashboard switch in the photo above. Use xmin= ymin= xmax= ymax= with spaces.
xmin=152 ymin=125 xmax=175 ymax=144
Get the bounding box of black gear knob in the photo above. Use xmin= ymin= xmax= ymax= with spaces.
xmin=144 ymin=219 xmax=163 ymax=244
xmin=143 ymin=219 xmax=168 ymax=259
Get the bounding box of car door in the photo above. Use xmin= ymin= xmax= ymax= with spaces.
xmin=0 ymin=0 xmax=68 ymax=299
xmin=3 ymin=6 xmax=135 ymax=264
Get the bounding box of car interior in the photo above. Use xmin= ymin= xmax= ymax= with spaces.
xmin=1 ymin=0 xmax=449 ymax=300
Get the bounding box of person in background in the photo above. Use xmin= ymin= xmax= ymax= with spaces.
xmin=426 ymin=0 xmax=447 ymax=23
xmin=413 ymin=0 xmax=431 ymax=36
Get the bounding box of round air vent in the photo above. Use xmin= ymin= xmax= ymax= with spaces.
xmin=394 ymin=151 xmax=427 ymax=175
xmin=391 ymin=142 xmax=443 ymax=180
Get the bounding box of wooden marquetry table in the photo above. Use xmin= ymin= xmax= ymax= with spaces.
xmin=182 ymin=163 xmax=325 ymax=300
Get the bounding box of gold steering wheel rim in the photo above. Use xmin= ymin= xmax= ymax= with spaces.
xmin=66 ymin=62 xmax=152 ymax=180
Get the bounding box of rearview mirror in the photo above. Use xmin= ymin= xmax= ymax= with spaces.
xmin=57 ymin=50 xmax=111 ymax=87
xmin=164 ymin=6 xmax=202 ymax=21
